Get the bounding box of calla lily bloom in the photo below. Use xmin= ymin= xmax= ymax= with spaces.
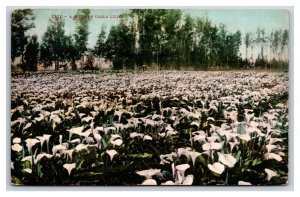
xmin=11 ymin=144 xmax=23 ymax=152
xmin=110 ymin=139 xmax=123 ymax=147
xmin=177 ymin=147 xmax=192 ymax=157
xmin=23 ymin=168 xmax=32 ymax=174
xmin=12 ymin=137 xmax=21 ymax=144
xmin=182 ymin=175 xmax=194 ymax=185
xmin=238 ymin=181 xmax=252 ymax=185
xmin=63 ymin=163 xmax=76 ymax=176
xmin=34 ymin=153 xmax=53 ymax=164
xmin=80 ymin=130 xmax=91 ymax=139
xmin=208 ymin=162 xmax=225 ymax=175
xmin=36 ymin=135 xmax=47 ymax=150
xmin=217 ymin=152 xmax=237 ymax=168
xmin=264 ymin=152 xmax=282 ymax=161
xmin=265 ymin=168 xmax=277 ymax=181
xmin=269 ymin=138 xmax=283 ymax=144
xmin=238 ymin=134 xmax=251 ymax=142
xmin=175 ymin=164 xmax=190 ymax=175
xmin=82 ymin=116 xmax=93 ymax=123
xmin=202 ymin=142 xmax=223 ymax=151
xmin=130 ymin=132 xmax=144 ymax=139
xmin=68 ymin=126 xmax=84 ymax=139
xmin=143 ymin=135 xmax=152 ymax=141
xmin=141 ymin=179 xmax=157 ymax=185
xmin=159 ymin=152 xmax=176 ymax=164
xmin=70 ymin=138 xmax=81 ymax=144
xmin=188 ymin=151 xmax=201 ymax=166
xmin=192 ymin=131 xmax=206 ymax=142
xmin=52 ymin=144 xmax=67 ymax=155
xmin=25 ymin=138 xmax=40 ymax=153
xmin=23 ymin=122 xmax=32 ymax=131
xmin=136 ymin=168 xmax=161 ymax=179
xmin=64 ymin=149 xmax=75 ymax=161
xmin=21 ymin=156 xmax=33 ymax=164
xmin=106 ymin=149 xmax=118 ymax=161
xmin=109 ymin=134 xmax=123 ymax=147
xmin=266 ymin=144 xmax=278 ymax=153
xmin=161 ymin=181 xmax=175 ymax=185
xmin=93 ymin=132 xmax=102 ymax=148
xmin=75 ymin=144 xmax=89 ymax=152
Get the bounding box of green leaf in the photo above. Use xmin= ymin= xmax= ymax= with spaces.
xmin=252 ymin=158 xmax=262 ymax=166
xmin=198 ymin=155 xmax=207 ymax=165
xmin=101 ymin=138 xmax=107 ymax=149
xmin=237 ymin=123 xmax=246 ymax=134
xmin=37 ymin=163 xmax=43 ymax=178
xmin=11 ymin=176 xmax=24 ymax=185
xmin=128 ymin=153 xmax=152 ymax=159
xmin=243 ymin=159 xmax=251 ymax=167
xmin=75 ymin=172 xmax=103 ymax=177
xmin=234 ymin=150 xmax=242 ymax=161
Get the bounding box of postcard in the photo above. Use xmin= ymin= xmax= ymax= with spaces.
xmin=10 ymin=8 xmax=289 ymax=186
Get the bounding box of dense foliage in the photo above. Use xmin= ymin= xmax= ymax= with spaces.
xmin=11 ymin=71 xmax=288 ymax=185
xmin=11 ymin=9 xmax=289 ymax=71
xmin=11 ymin=9 xmax=35 ymax=67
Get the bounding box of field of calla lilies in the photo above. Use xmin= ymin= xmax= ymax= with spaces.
xmin=11 ymin=71 xmax=288 ymax=185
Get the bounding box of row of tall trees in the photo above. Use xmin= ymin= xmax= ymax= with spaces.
xmin=11 ymin=9 xmax=289 ymax=71
xmin=244 ymin=28 xmax=289 ymax=67
xmin=11 ymin=9 xmax=91 ymax=71
xmin=11 ymin=9 xmax=37 ymax=71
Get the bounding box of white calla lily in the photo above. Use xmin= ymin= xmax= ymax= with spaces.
xmin=208 ymin=162 xmax=225 ymax=175
xmin=161 ymin=181 xmax=175 ymax=185
xmin=63 ymin=163 xmax=76 ymax=176
xmin=217 ymin=152 xmax=237 ymax=168
xmin=106 ymin=149 xmax=118 ymax=161
xmin=141 ymin=179 xmax=157 ymax=185
xmin=52 ymin=144 xmax=67 ymax=155
xmin=182 ymin=175 xmax=194 ymax=185
xmin=265 ymin=168 xmax=277 ymax=181
xmin=202 ymin=142 xmax=223 ymax=151
xmin=34 ymin=153 xmax=53 ymax=164
xmin=23 ymin=168 xmax=32 ymax=174
xmin=143 ymin=135 xmax=152 ymax=141
xmin=264 ymin=152 xmax=282 ymax=161
xmin=136 ymin=168 xmax=161 ymax=179
xmin=188 ymin=151 xmax=201 ymax=166
xmin=12 ymin=137 xmax=21 ymax=144
xmin=11 ymin=144 xmax=23 ymax=152
xmin=75 ymin=144 xmax=89 ymax=152
xmin=25 ymin=138 xmax=40 ymax=153
xmin=238 ymin=181 xmax=252 ymax=185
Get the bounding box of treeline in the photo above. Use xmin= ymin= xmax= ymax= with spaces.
xmin=11 ymin=9 xmax=289 ymax=71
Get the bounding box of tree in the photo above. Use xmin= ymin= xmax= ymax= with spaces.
xmin=256 ymin=27 xmax=267 ymax=62
xmin=40 ymin=19 xmax=73 ymax=70
xmin=159 ymin=10 xmax=182 ymax=68
xmin=74 ymin=9 xmax=91 ymax=66
xmin=64 ymin=36 xmax=77 ymax=70
xmin=105 ymin=23 xmax=135 ymax=70
xmin=244 ymin=33 xmax=252 ymax=63
xmin=281 ymin=29 xmax=288 ymax=56
xmin=24 ymin=35 xmax=39 ymax=71
xmin=94 ymin=25 xmax=107 ymax=58
xmin=11 ymin=9 xmax=35 ymax=64
xmin=179 ymin=15 xmax=194 ymax=67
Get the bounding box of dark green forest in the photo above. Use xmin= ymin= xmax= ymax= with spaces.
xmin=11 ymin=9 xmax=289 ymax=71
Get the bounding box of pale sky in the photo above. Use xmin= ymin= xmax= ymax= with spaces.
xmin=28 ymin=9 xmax=289 ymax=50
